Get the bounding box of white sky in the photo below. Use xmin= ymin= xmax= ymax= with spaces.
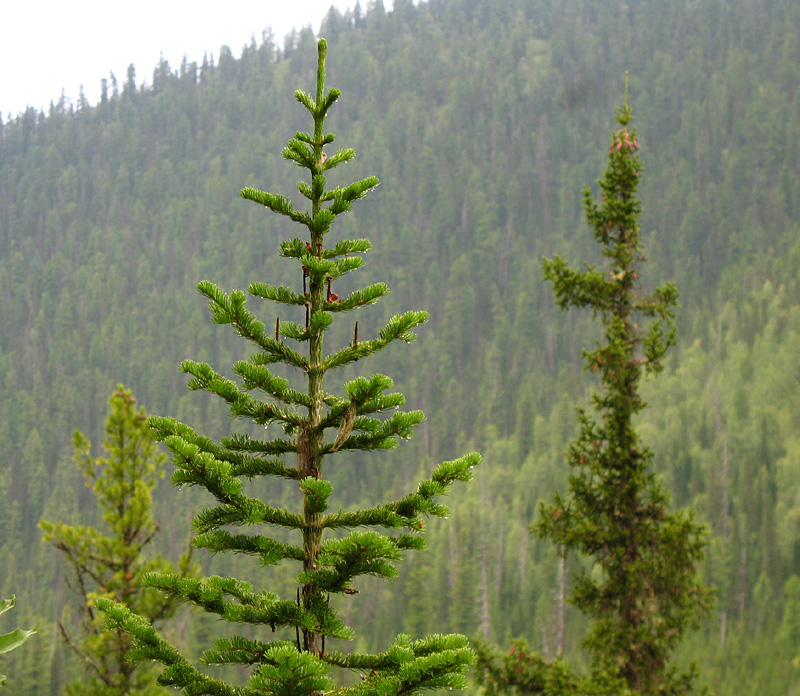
xmin=1 ymin=0 xmax=382 ymax=120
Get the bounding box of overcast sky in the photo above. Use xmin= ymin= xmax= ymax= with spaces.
xmin=2 ymin=0 xmax=382 ymax=120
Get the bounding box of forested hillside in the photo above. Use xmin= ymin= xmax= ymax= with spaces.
xmin=1 ymin=0 xmax=799 ymax=693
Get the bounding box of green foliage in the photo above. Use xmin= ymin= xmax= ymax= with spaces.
xmin=40 ymin=385 xmax=193 ymax=696
xmin=0 ymin=596 xmax=37 ymax=688
xmin=536 ymin=89 xmax=712 ymax=694
xmin=1 ymin=0 xmax=800 ymax=692
xmin=474 ymin=638 xmax=550 ymax=696
xmin=97 ymin=39 xmax=479 ymax=695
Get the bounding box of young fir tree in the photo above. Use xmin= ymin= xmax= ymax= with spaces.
xmin=40 ymin=385 xmax=193 ymax=696
xmin=97 ymin=39 xmax=480 ymax=696
xmin=536 ymin=86 xmax=712 ymax=694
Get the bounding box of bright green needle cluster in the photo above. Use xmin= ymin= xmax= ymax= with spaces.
xmin=98 ymin=38 xmax=480 ymax=695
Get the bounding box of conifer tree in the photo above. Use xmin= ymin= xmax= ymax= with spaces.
xmin=97 ymin=39 xmax=480 ymax=696
xmin=536 ymin=84 xmax=712 ymax=694
xmin=41 ymin=385 xmax=192 ymax=696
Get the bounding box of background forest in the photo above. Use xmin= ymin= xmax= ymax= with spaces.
xmin=1 ymin=0 xmax=799 ymax=693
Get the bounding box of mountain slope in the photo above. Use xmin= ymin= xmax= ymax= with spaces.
xmin=1 ymin=0 xmax=799 ymax=692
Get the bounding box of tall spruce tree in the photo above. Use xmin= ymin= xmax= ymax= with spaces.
xmin=97 ymin=39 xmax=480 ymax=696
xmin=537 ymin=86 xmax=712 ymax=694
xmin=40 ymin=385 xmax=192 ymax=696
